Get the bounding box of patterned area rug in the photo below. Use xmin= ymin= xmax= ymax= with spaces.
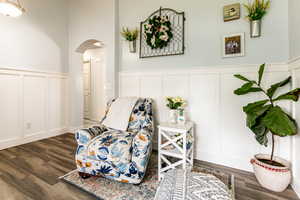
xmin=154 ymin=170 xmax=233 ymax=200
xmin=60 ymin=154 xmax=233 ymax=200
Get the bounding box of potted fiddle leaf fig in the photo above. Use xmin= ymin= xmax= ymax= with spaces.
xmin=234 ymin=64 xmax=300 ymax=192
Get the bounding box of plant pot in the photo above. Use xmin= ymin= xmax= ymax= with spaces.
xmin=250 ymin=20 xmax=261 ymax=38
xmin=251 ymin=154 xmax=291 ymax=192
xmin=129 ymin=40 xmax=136 ymax=53
xmin=169 ymin=109 xmax=178 ymax=124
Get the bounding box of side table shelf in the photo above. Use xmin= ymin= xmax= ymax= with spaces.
xmin=158 ymin=121 xmax=194 ymax=181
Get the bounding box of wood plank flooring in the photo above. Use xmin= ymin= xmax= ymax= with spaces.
xmin=0 ymin=133 xmax=298 ymax=200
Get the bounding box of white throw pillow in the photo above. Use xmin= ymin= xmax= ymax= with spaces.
xmin=102 ymin=97 xmax=139 ymax=131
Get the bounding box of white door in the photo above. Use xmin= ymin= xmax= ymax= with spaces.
xmin=83 ymin=62 xmax=91 ymax=119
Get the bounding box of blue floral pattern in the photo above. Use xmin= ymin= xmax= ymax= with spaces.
xmin=75 ymin=98 xmax=154 ymax=184
xmin=88 ymin=130 xmax=135 ymax=165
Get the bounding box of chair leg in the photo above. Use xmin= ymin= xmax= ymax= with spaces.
xmin=78 ymin=172 xmax=92 ymax=179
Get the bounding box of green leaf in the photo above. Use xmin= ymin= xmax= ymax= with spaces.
xmin=234 ymin=74 xmax=253 ymax=82
xmin=234 ymin=82 xmax=253 ymax=95
xmin=262 ymin=106 xmax=297 ymax=137
xmin=258 ymin=63 xmax=265 ymax=86
xmin=234 ymin=83 xmax=262 ymax=95
xmin=250 ymin=122 xmax=269 ymax=147
xmin=248 ymin=87 xmax=263 ymax=93
xmin=246 ymin=104 xmax=272 ymax=128
xmin=243 ymin=100 xmax=269 ymax=113
xmin=266 ymin=76 xmax=291 ymax=98
xmin=273 ymin=88 xmax=300 ymax=102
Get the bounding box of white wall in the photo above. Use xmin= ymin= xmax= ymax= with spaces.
xmin=0 ymin=0 xmax=69 ymax=73
xmin=85 ymin=49 xmax=106 ymax=121
xmin=0 ymin=0 xmax=69 ymax=149
xmin=119 ymin=64 xmax=293 ymax=172
xmin=119 ymin=0 xmax=289 ymax=71
xmin=68 ymin=0 xmax=118 ymax=128
xmin=289 ymin=1 xmax=300 ymax=196
xmin=289 ymin=0 xmax=300 ymax=60
xmin=0 ymin=68 xmax=68 ymax=150
xmin=117 ymin=0 xmax=295 ymax=173
xmin=291 ymin=59 xmax=300 ymax=197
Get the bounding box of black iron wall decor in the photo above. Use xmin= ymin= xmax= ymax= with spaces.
xmin=140 ymin=7 xmax=185 ymax=58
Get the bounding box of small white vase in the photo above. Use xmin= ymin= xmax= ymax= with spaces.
xmin=169 ymin=109 xmax=178 ymax=124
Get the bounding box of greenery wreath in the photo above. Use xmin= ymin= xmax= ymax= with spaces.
xmin=144 ymin=15 xmax=173 ymax=49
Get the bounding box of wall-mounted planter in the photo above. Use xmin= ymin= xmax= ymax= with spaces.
xmin=250 ymin=20 xmax=262 ymax=38
xmin=129 ymin=40 xmax=136 ymax=53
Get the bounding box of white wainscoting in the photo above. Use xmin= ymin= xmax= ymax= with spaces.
xmin=0 ymin=68 xmax=69 ymax=150
xmin=290 ymin=58 xmax=300 ymax=197
xmin=119 ymin=64 xmax=292 ymax=172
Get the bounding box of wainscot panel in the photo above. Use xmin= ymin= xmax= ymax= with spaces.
xmin=119 ymin=64 xmax=292 ymax=172
xmin=0 ymin=68 xmax=69 ymax=150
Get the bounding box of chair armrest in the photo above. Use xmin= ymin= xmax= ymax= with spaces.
xmin=131 ymin=101 xmax=154 ymax=167
xmin=131 ymin=128 xmax=153 ymax=169
xmin=75 ymin=125 xmax=108 ymax=145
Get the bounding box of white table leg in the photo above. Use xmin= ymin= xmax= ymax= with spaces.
xmin=183 ymin=131 xmax=187 ymax=171
xmin=158 ymin=128 xmax=162 ymax=181
xmin=191 ymin=128 xmax=194 ymax=167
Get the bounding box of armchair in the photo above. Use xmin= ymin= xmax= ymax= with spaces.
xmin=75 ymin=98 xmax=154 ymax=184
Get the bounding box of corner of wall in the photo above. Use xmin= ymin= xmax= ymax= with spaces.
xmin=292 ymin=181 xmax=300 ymax=198
xmin=289 ymin=57 xmax=300 ymax=198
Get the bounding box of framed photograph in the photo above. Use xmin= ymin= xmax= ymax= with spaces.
xmin=222 ymin=33 xmax=245 ymax=58
xmin=223 ymin=3 xmax=240 ymax=22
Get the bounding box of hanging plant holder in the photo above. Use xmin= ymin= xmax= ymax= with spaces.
xmin=129 ymin=40 xmax=137 ymax=53
xmin=140 ymin=7 xmax=185 ymax=58
xmin=244 ymin=0 xmax=270 ymax=38
xmin=250 ymin=20 xmax=262 ymax=38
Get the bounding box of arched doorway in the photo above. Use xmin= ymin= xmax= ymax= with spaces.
xmin=76 ymin=39 xmax=106 ymax=126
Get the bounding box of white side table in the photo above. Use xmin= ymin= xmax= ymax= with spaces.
xmin=158 ymin=121 xmax=194 ymax=181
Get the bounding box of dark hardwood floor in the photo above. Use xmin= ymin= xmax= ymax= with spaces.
xmin=0 ymin=133 xmax=298 ymax=200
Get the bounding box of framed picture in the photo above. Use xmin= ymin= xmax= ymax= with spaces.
xmin=223 ymin=3 xmax=240 ymax=22
xmin=222 ymin=33 xmax=245 ymax=58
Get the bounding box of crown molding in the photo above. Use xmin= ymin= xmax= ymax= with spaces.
xmin=0 ymin=66 xmax=68 ymax=77
xmin=288 ymin=56 xmax=300 ymax=64
xmin=120 ymin=63 xmax=289 ymax=76
xmin=288 ymin=56 xmax=300 ymax=70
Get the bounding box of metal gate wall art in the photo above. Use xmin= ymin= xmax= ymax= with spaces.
xmin=140 ymin=7 xmax=185 ymax=58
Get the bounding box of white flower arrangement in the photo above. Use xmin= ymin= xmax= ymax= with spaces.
xmin=166 ymin=97 xmax=187 ymax=110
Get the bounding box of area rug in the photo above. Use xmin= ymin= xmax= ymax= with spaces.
xmin=154 ymin=169 xmax=234 ymax=200
xmin=60 ymin=154 xmax=234 ymax=200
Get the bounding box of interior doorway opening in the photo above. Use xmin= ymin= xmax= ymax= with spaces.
xmin=76 ymin=40 xmax=106 ymax=126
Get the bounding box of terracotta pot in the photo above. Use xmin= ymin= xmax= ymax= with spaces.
xmin=251 ymin=154 xmax=291 ymax=192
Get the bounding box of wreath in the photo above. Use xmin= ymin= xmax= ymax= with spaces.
xmin=144 ymin=15 xmax=173 ymax=49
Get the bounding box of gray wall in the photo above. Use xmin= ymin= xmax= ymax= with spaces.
xmin=289 ymin=0 xmax=300 ymax=60
xmin=119 ymin=0 xmax=289 ymax=71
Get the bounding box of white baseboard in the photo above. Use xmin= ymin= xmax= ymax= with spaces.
xmin=0 ymin=128 xmax=69 ymax=150
xmin=195 ymin=151 xmax=253 ymax=172
xmin=292 ymin=180 xmax=300 ymax=198
xmin=68 ymin=125 xmax=84 ymax=133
